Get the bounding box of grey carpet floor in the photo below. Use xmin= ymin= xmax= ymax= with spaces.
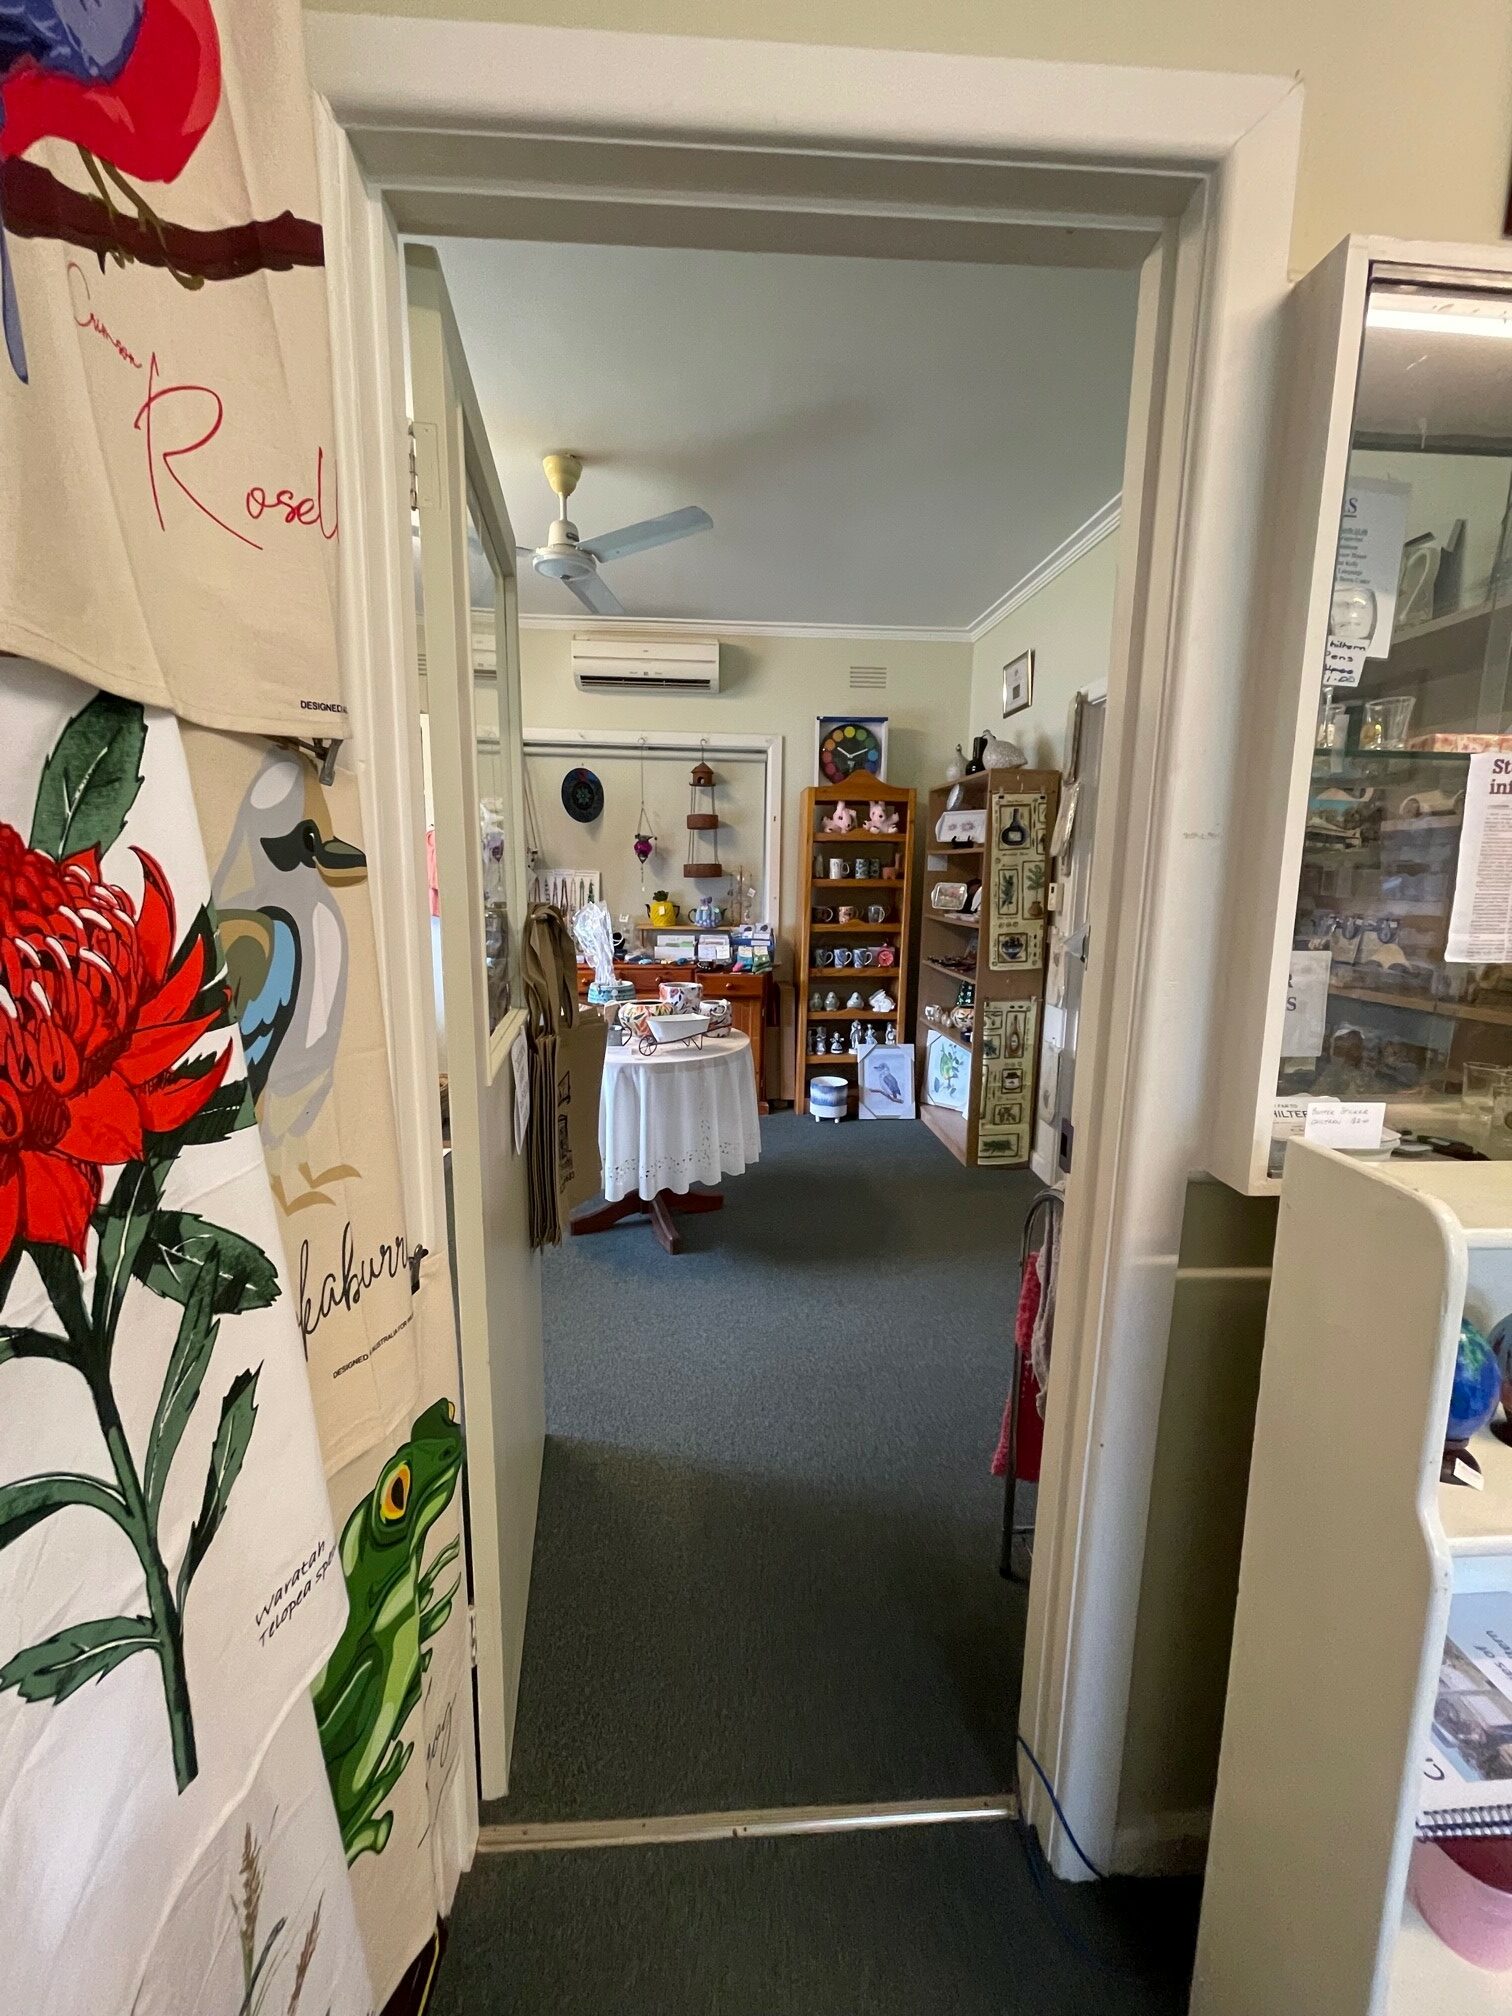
xmin=433 ymin=1824 xmax=1201 ymax=2016
xmin=489 ymin=1111 xmax=1042 ymax=1823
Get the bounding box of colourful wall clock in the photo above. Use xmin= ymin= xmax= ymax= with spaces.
xmin=815 ymin=715 xmax=889 ymax=784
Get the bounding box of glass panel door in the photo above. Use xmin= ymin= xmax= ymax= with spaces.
xmin=1277 ymin=279 xmax=1512 ymax=1169
xmin=407 ymin=244 xmax=542 ymax=1797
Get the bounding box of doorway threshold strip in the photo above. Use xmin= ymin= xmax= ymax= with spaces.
xmin=477 ymin=1793 xmax=1018 ymax=1855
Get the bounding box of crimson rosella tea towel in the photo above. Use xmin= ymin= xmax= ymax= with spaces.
xmin=0 ymin=0 xmax=344 ymax=737
xmin=0 ymin=658 xmax=351 ymax=2014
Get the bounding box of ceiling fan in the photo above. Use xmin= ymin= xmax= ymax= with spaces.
xmin=518 ymin=452 xmax=712 ymax=617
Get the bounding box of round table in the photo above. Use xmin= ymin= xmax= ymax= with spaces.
xmin=570 ymin=1029 xmax=761 ymax=1253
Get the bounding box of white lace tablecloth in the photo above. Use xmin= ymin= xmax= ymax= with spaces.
xmin=599 ymin=1030 xmax=761 ymax=1203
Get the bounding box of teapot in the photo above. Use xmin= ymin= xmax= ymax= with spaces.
xmin=692 ymin=897 xmax=723 ymax=928
xmin=646 ymin=890 xmax=678 ymax=928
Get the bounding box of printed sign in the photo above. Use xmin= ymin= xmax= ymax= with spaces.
xmin=1335 ymin=477 xmax=1410 ymax=656
xmin=1282 ymin=949 xmax=1331 ymax=1059
xmin=1447 ymin=753 xmax=1512 ymax=964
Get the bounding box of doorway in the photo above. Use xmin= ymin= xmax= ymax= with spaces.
xmin=314 ymin=17 xmax=1303 ymax=1910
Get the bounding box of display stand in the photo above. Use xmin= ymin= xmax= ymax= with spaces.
xmin=794 ymin=777 xmax=915 ymax=1116
xmin=1193 ymin=1144 xmax=1512 ymax=2016
xmin=915 ymin=766 xmax=1059 ymax=1167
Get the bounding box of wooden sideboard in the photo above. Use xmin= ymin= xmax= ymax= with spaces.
xmin=575 ymin=964 xmax=775 ymax=1112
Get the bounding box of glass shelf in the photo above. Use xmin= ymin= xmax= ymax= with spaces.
xmin=1276 ymin=272 xmax=1512 ymax=1168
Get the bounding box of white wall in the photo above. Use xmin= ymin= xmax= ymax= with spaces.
xmin=968 ymin=533 xmax=1120 ymax=767
xmin=518 ymin=628 xmax=972 ymax=930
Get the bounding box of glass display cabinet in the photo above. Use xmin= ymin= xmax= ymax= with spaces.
xmin=1210 ymin=239 xmax=1512 ymax=1193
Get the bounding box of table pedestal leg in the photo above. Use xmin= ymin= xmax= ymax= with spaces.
xmin=570 ymin=1186 xmax=724 ymax=1254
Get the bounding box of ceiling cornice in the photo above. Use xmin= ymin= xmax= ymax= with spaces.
xmin=515 ymin=611 xmax=969 ymax=645
xmin=965 ymin=494 xmax=1122 ymax=643
xmin=515 ymin=494 xmax=1123 ymax=647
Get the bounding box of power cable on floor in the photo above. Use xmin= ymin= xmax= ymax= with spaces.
xmin=1012 ymin=1735 xmax=1154 ymax=1983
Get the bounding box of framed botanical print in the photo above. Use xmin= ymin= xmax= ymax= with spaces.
xmin=1002 ymin=649 xmax=1034 ymax=719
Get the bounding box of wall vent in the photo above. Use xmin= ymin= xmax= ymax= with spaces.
xmin=849 ymin=664 xmax=887 ymax=691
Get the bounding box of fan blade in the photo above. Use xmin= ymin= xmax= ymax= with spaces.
xmin=564 ymin=570 xmax=625 ymax=617
xmin=579 ymin=506 xmax=712 ymax=564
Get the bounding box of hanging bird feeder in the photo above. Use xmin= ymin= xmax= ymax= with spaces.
xmin=684 ymin=752 xmax=722 ymax=879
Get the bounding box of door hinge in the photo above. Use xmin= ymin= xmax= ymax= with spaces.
xmin=468 ymin=1605 xmax=478 ymax=1669
xmin=407 ymin=425 xmax=419 ymax=513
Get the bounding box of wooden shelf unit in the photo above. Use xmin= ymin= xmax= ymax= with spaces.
xmin=914 ymin=765 xmax=1059 ymax=1167
xmin=795 ymin=776 xmax=916 ymax=1114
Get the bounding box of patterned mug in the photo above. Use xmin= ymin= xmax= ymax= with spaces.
xmin=837 ymin=904 xmax=858 ymax=924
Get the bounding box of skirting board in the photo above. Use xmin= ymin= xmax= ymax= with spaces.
xmin=1109 ymin=1807 xmax=1211 ymax=1877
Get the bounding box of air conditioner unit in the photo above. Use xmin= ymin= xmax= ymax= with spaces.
xmin=571 ymin=634 xmax=721 ymax=694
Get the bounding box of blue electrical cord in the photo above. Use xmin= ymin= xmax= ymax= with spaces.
xmin=1015 ymin=1733 xmax=1107 ymax=1880
xmin=1013 ymin=1733 xmax=1156 ymax=1982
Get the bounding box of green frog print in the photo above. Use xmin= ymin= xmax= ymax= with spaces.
xmin=313 ymin=1399 xmax=465 ymax=1861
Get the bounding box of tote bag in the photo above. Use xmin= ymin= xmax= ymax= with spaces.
xmin=522 ymin=907 xmax=607 ymax=1245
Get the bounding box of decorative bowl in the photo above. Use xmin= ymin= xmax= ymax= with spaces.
xmin=648 ymin=1012 xmax=709 ymax=1044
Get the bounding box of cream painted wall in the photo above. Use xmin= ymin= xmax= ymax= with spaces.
xmin=518 ymin=628 xmax=972 ymax=932
xmin=309 ymin=0 xmax=1512 ymax=276
xmin=968 ymin=535 xmax=1120 ymax=770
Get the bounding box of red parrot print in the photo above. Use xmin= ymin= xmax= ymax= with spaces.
xmin=0 ymin=0 xmax=222 ymax=380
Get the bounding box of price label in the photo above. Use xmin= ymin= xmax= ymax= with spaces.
xmin=1302 ymin=1099 xmax=1385 ymax=1151
xmin=1322 ymin=636 xmax=1367 ymax=689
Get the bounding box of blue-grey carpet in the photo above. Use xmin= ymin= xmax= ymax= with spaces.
xmin=433 ymin=1824 xmax=1201 ymax=2016
xmin=489 ymin=1112 xmax=1042 ymax=1823
xmin=441 ymin=1115 xmax=1204 ymax=2015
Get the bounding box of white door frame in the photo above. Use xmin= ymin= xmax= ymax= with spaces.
xmin=311 ymin=23 xmax=1302 ymax=1881
xmin=523 ymin=727 xmax=783 ymax=928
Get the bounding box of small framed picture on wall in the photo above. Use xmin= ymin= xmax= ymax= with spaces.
xmin=1002 ymin=650 xmax=1034 ymax=720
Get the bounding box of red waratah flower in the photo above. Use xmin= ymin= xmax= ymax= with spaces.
xmin=0 ymin=825 xmax=231 ymax=1264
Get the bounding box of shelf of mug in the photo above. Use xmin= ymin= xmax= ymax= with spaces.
xmin=807 ymin=970 xmax=897 ymax=982
xmin=812 ymin=832 xmax=906 ymax=844
xmin=810 ymin=922 xmax=900 ymax=934
xmin=812 ymin=878 xmax=896 ymax=888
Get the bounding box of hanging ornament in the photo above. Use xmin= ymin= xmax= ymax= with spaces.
xmin=633 ymin=740 xmax=656 ymax=887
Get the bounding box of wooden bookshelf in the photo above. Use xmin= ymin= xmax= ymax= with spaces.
xmin=914 ymin=765 xmax=1059 ymax=1167
xmin=795 ymin=776 xmax=916 ymax=1115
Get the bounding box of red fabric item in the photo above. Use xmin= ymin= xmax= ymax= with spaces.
xmin=992 ymin=1252 xmax=1042 ymax=1478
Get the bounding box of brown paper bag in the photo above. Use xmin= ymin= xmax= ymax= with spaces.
xmin=523 ymin=907 xmax=607 ymax=1244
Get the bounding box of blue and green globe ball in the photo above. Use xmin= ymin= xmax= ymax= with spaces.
xmin=1450 ymin=1319 xmax=1503 ymax=1445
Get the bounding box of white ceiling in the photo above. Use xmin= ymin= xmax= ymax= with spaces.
xmin=436 ymin=239 xmax=1138 ymax=634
